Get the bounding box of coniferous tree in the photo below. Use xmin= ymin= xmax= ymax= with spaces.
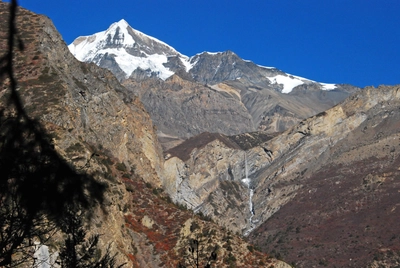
xmin=59 ymin=207 xmax=124 ymax=268
xmin=178 ymin=235 xmax=218 ymax=268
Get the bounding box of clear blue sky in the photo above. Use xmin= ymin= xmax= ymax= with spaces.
xmin=9 ymin=0 xmax=400 ymax=88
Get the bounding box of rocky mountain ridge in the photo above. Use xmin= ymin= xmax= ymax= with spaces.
xmin=122 ymin=74 xmax=254 ymax=146
xmin=69 ymin=20 xmax=339 ymax=93
xmin=70 ymin=20 xmax=360 ymax=145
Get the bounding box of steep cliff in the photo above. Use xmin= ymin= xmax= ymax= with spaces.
xmin=162 ymin=132 xmax=275 ymax=235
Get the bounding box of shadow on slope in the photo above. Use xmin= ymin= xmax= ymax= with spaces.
xmin=0 ymin=1 xmax=107 ymax=266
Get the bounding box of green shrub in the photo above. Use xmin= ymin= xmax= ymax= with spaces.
xmin=190 ymin=221 xmax=200 ymax=232
xmin=116 ymin=162 xmax=127 ymax=172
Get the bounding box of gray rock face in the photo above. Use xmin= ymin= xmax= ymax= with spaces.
xmin=92 ymin=52 xmax=127 ymax=81
xmin=123 ymin=75 xmax=254 ymax=141
xmin=188 ymin=51 xmax=283 ymax=86
xmin=163 ymin=136 xmax=253 ymax=234
xmin=161 ymin=132 xmax=275 ymax=234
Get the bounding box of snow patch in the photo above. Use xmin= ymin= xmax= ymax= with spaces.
xmin=94 ymin=48 xmax=174 ymax=79
xmin=257 ymin=64 xmax=276 ymax=69
xmin=267 ymin=74 xmax=305 ymax=93
xmin=204 ymin=51 xmax=223 ymax=55
xmin=267 ymin=74 xmax=337 ymax=93
xmin=180 ymin=56 xmax=194 ymax=72
xmin=321 ymin=82 xmax=337 ymax=90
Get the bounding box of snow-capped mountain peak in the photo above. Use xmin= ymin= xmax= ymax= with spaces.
xmin=113 ymin=18 xmax=129 ymax=28
xmin=68 ymin=19 xmax=339 ymax=92
xmin=68 ymin=19 xmax=189 ymax=80
xmin=103 ymin=19 xmax=134 ymax=46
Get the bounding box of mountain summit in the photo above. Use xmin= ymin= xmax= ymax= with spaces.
xmin=68 ymin=19 xmax=191 ymax=81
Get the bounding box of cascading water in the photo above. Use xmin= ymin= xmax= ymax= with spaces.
xmin=241 ymin=152 xmax=255 ymax=236
xmin=242 ymin=152 xmax=250 ymax=186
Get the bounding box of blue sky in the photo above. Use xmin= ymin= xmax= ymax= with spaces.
xmin=11 ymin=0 xmax=400 ymax=88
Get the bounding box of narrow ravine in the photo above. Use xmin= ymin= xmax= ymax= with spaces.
xmin=241 ymin=152 xmax=256 ymax=236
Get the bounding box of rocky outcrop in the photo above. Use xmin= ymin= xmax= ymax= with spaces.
xmin=223 ymin=79 xmax=359 ymax=133
xmin=248 ymin=85 xmax=400 ymax=225
xmin=161 ymin=132 xmax=275 ymax=235
xmin=163 ymin=139 xmax=249 ymax=230
xmin=188 ymin=51 xmax=282 ymax=86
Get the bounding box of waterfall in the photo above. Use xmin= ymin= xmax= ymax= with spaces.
xmin=242 ymin=152 xmax=250 ymax=186
xmin=241 ymin=151 xmax=255 ymax=236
